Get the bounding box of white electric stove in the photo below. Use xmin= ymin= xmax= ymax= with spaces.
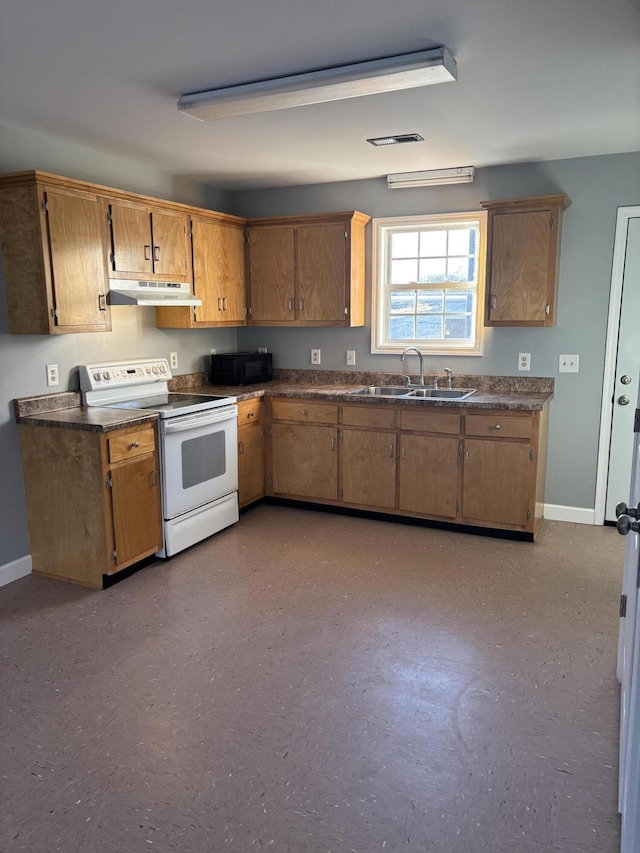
xmin=80 ymin=358 xmax=239 ymax=557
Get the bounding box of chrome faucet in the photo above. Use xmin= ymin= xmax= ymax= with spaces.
xmin=444 ymin=368 xmax=453 ymax=390
xmin=401 ymin=347 xmax=424 ymax=386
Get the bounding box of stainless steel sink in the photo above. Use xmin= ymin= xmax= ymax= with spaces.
xmin=408 ymin=388 xmax=476 ymax=400
xmin=346 ymin=385 xmax=476 ymax=401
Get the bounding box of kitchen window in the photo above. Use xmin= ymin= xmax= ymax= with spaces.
xmin=371 ymin=212 xmax=486 ymax=355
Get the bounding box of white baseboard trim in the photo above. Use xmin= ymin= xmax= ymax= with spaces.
xmin=0 ymin=555 xmax=32 ymax=588
xmin=544 ymin=504 xmax=596 ymax=525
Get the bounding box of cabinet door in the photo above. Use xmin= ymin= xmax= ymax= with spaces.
xmin=110 ymin=453 xmax=162 ymax=567
xmin=296 ymin=223 xmax=346 ymax=323
xmin=247 ymin=227 xmax=295 ymax=322
xmin=271 ymin=423 xmax=337 ymax=499
xmin=192 ymin=218 xmax=223 ymax=323
xmin=109 ymin=200 xmax=153 ymax=276
xmin=238 ymin=423 xmax=264 ymax=507
xmin=399 ymin=434 xmax=459 ymax=518
xmin=341 ymin=429 xmax=396 ymax=508
xmin=45 ymin=187 xmax=110 ymax=330
xmin=150 ymin=209 xmax=190 ymax=280
xmin=461 ymin=439 xmax=531 ymax=526
xmin=219 ymin=223 xmax=245 ymax=323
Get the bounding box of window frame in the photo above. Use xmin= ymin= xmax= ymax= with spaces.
xmin=371 ymin=211 xmax=487 ymax=356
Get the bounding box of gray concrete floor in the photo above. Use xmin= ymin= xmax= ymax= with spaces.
xmin=1 ymin=506 xmax=625 ymax=852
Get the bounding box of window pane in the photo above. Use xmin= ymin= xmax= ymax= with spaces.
xmin=444 ymin=316 xmax=472 ymax=339
xmin=390 ymin=291 xmax=416 ymax=314
xmin=417 ymin=290 xmax=444 ymax=313
xmin=390 ymin=316 xmax=415 ymax=339
xmin=391 ymin=259 xmax=418 ymax=284
xmin=447 ymin=257 xmax=473 ymax=282
xmin=445 ymin=291 xmax=474 ymax=313
xmin=417 ymin=315 xmax=443 ymax=339
xmin=449 ymin=228 xmax=475 ymax=255
xmin=419 ymin=230 xmax=447 ymax=257
xmin=391 ymin=231 xmax=419 ymax=258
xmin=418 ymin=258 xmax=446 ymax=283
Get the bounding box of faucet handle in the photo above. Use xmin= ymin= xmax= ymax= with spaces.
xmin=444 ymin=367 xmax=453 ymax=389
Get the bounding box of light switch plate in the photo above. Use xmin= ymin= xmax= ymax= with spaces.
xmin=346 ymin=350 xmax=356 ymax=366
xmin=559 ymin=354 xmax=579 ymax=373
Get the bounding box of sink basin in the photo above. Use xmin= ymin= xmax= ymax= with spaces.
xmin=408 ymin=388 xmax=476 ymax=400
xmin=347 ymin=385 xmax=476 ymax=401
xmin=347 ymin=386 xmax=413 ymax=397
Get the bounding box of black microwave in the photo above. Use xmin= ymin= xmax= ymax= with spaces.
xmin=210 ymin=352 xmax=273 ymax=385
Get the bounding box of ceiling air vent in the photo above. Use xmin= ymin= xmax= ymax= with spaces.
xmin=367 ymin=133 xmax=424 ymax=146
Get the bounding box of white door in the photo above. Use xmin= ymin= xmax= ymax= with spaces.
xmin=621 ymin=574 xmax=640 ymax=853
xmin=605 ymin=214 xmax=640 ymax=521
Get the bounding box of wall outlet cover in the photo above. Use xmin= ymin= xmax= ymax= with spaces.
xmin=559 ymin=354 xmax=580 ymax=373
xmin=518 ymin=352 xmax=531 ymax=371
xmin=311 ymin=349 xmax=321 ymax=365
xmin=209 ymin=348 xmax=216 ymax=356
xmin=46 ymin=364 xmax=59 ymax=387
xmin=170 ymin=351 xmax=178 ymax=369
xmin=257 ymin=347 xmax=268 ymax=353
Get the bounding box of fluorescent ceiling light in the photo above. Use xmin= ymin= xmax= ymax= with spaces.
xmin=178 ymin=47 xmax=457 ymax=121
xmin=367 ymin=133 xmax=424 ymax=146
xmin=387 ymin=167 xmax=475 ymax=189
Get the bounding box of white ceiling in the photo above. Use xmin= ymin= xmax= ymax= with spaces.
xmin=1 ymin=0 xmax=639 ymax=190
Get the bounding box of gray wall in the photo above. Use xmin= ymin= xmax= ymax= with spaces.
xmin=234 ymin=152 xmax=640 ymax=511
xmin=0 ymin=123 xmax=238 ymax=566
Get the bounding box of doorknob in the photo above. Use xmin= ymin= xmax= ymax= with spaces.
xmin=617 ymin=515 xmax=640 ymax=536
xmin=616 ymin=501 xmax=640 ymax=519
xmin=618 ymin=395 xmax=631 ymax=405
xmin=620 ymin=375 xmax=632 ymax=385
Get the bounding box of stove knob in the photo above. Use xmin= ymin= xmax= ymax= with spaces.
xmin=153 ymin=366 xmax=159 ymax=374
xmin=104 ymin=371 xmax=111 ymax=380
xmin=95 ymin=372 xmax=102 ymax=381
xmin=146 ymin=367 xmax=152 ymax=374
xmin=160 ymin=364 xmax=166 ymax=373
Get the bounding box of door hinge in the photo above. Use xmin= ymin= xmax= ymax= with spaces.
xmin=620 ymin=594 xmax=627 ymax=618
xmin=106 ymin=208 xmax=112 ymax=225
xmin=188 ymin=223 xmax=193 ymax=237
xmin=41 ymin=199 xmax=48 ymax=213
xmin=545 ymin=304 xmax=551 ymax=315
xmin=344 ymin=229 xmax=348 ymax=239
xmin=110 ymin=251 xmax=115 ymax=267
xmin=529 ymin=448 xmax=535 ymax=461
xmin=550 ymin=216 xmax=555 ymax=230
xmin=339 ymin=432 xmax=344 ymax=443
xmin=50 ymin=307 xmax=58 ymax=320
xmin=107 ymin=476 xmax=113 ymax=489
xmin=344 ymin=307 xmax=348 ymax=316
xmin=526 ymin=509 xmax=531 ymax=520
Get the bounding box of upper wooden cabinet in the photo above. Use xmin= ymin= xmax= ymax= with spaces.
xmin=107 ymin=198 xmax=191 ymax=282
xmin=156 ymin=211 xmax=247 ymax=329
xmin=481 ymin=194 xmax=571 ymax=327
xmin=0 ymin=171 xmax=110 ymax=334
xmin=246 ymin=211 xmax=370 ymax=326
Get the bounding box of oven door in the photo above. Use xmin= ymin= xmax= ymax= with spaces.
xmin=160 ymin=405 xmax=238 ymax=520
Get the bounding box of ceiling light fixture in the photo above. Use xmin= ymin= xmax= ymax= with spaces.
xmin=178 ymin=47 xmax=457 ymax=121
xmin=367 ymin=133 xmax=424 ymax=146
xmin=387 ymin=166 xmax=476 ymax=189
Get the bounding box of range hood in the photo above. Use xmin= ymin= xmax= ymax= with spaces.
xmin=109 ymin=280 xmax=202 ymax=307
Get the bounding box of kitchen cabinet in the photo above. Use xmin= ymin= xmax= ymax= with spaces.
xmin=481 ymin=194 xmax=571 ymax=327
xmin=269 ymin=399 xmax=339 ymax=499
xmin=460 ymin=410 xmax=548 ymax=533
xmin=340 ymin=405 xmax=397 ymax=508
xmin=156 ymin=212 xmax=247 ymax=328
xmin=237 ymin=398 xmax=265 ymax=507
xmin=0 ymin=171 xmax=110 ymax=334
xmin=246 ymin=211 xmax=370 ymax=326
xmin=19 ymin=421 xmax=162 ymax=588
xmin=107 ymin=198 xmax=191 ymax=282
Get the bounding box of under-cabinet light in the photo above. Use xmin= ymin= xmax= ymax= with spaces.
xmin=178 ymin=47 xmax=457 ymax=121
xmin=387 ymin=166 xmax=475 ymax=188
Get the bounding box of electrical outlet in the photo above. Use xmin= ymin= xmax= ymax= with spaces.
xmin=346 ymin=350 xmax=356 ymax=366
xmin=311 ymin=348 xmax=321 ymax=365
xmin=170 ymin=351 xmax=178 ymax=369
xmin=257 ymin=347 xmax=268 ymax=354
xmin=559 ymin=353 xmax=579 ymax=373
xmin=518 ymin=352 xmax=531 ymax=372
xmin=209 ymin=348 xmax=216 ymax=356
xmin=46 ymin=364 xmax=59 ymax=387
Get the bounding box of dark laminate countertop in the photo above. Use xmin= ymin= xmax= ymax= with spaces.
xmin=14 ymin=392 xmax=159 ymax=432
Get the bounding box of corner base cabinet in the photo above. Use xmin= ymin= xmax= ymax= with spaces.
xmin=19 ymin=422 xmax=163 ymax=588
xmin=266 ymin=398 xmax=549 ymax=539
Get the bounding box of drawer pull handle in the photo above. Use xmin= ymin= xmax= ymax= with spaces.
xmin=288 ymin=298 xmax=294 ymax=311
xmin=130 ymin=441 xmax=139 ymax=448
xmin=144 ymin=244 xmax=151 ymax=260
xmin=330 ymin=438 xmax=335 ymax=451
xmin=247 ymin=412 xmax=254 ymax=418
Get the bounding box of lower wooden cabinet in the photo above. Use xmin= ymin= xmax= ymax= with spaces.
xmin=237 ymin=398 xmax=265 ymax=507
xmin=266 ymin=397 xmax=549 ymax=538
xmin=19 ymin=421 xmax=162 ymax=587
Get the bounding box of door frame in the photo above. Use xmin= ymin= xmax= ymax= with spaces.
xmin=594 ymin=206 xmax=640 ymax=525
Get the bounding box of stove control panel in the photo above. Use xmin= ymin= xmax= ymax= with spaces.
xmin=79 ymin=358 xmax=172 ymax=392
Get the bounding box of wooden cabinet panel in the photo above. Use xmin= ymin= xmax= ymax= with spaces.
xmin=271 ymin=423 xmax=337 ymax=499
xmin=461 ymin=439 xmax=532 ymax=526
xmin=109 ymin=200 xmax=153 ymax=276
xmin=191 ymin=218 xmax=245 ymax=325
xmin=237 ymin=398 xmax=263 ymax=426
xmin=108 ymin=427 xmax=156 ymax=463
xmin=296 ymin=224 xmax=346 ymax=322
xmin=399 ymin=409 xmax=460 ymax=435
xmin=271 ymin=399 xmax=339 ymax=424
xmin=238 ymin=422 xmax=264 ymax=507
xmin=110 ymin=453 xmax=162 ymax=567
xmin=218 ymin=224 xmax=246 ymax=323
xmin=341 ymin=429 xmax=396 ymax=508
xmin=151 ymin=209 xmax=190 ymax=279
xmin=465 ymin=413 xmax=533 ymax=439
xmin=399 ymin=434 xmax=459 ymax=518
xmin=247 ymin=227 xmax=295 ymax=322
xmin=482 ymin=194 xmax=571 ymax=327
xmin=341 ymin=405 xmax=397 ymax=429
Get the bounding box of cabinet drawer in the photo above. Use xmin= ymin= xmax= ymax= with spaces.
xmin=341 ymin=405 xmax=397 ymax=429
xmin=465 ymin=413 xmax=533 ymax=439
xmin=108 ymin=427 xmax=156 ymax=463
xmin=271 ymin=399 xmax=338 ymax=424
xmin=400 ymin=409 xmax=461 ymax=435
xmin=237 ymin=397 xmax=263 ymax=426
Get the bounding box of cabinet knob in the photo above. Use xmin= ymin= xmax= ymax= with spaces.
xmin=300 ymin=410 xmax=307 ymax=416
xmin=494 ymin=424 xmax=501 ymax=429
xmin=130 ymin=441 xmax=139 ymax=448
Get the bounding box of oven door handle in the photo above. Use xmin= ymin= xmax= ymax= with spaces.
xmin=163 ymin=406 xmax=238 ymax=433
